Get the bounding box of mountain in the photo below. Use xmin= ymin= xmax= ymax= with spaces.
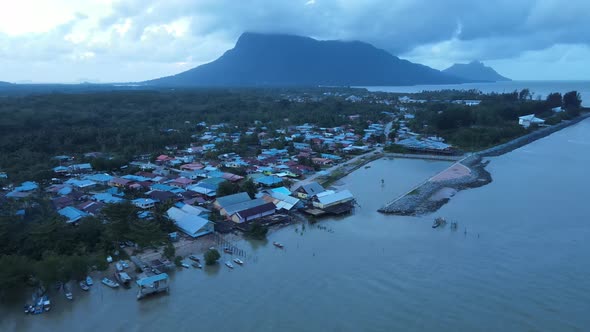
xmin=146 ymin=33 xmax=467 ymax=87
xmin=0 ymin=81 xmax=12 ymax=86
xmin=443 ymin=61 xmax=511 ymax=82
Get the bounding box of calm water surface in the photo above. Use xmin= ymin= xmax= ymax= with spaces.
xmin=3 ymin=119 xmax=590 ymax=332
xmin=363 ymin=80 xmax=590 ymax=107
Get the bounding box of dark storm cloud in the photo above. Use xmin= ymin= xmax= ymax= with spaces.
xmin=1 ymin=0 xmax=589 ymax=82
xmin=96 ymin=0 xmax=590 ymax=61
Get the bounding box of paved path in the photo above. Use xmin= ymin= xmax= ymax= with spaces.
xmin=291 ymin=148 xmax=383 ymax=191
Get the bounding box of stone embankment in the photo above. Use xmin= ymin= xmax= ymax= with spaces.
xmin=378 ymin=155 xmax=490 ymax=215
xmin=378 ymin=112 xmax=590 ymax=216
xmin=479 ymin=113 xmax=590 ymax=157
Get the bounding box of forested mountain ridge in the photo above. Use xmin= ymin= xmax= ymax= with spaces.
xmin=146 ymin=32 xmax=467 ymax=87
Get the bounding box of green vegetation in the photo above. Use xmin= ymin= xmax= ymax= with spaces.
xmin=163 ymin=243 xmax=176 ymax=260
xmin=204 ymin=248 xmax=221 ymax=265
xmin=408 ymin=89 xmax=584 ymax=151
xmin=245 ymin=222 xmax=269 ymax=240
xmin=0 ymin=199 xmax=171 ymax=296
xmin=0 ymin=89 xmax=390 ymax=182
xmin=216 ymin=178 xmax=258 ymax=199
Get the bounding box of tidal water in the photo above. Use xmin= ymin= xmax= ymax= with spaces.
xmin=3 ymin=119 xmax=590 ymax=331
xmin=363 ymin=80 xmax=590 ymax=107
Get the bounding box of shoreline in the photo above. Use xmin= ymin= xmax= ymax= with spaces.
xmin=378 ymin=112 xmax=590 ymax=216
xmin=95 ymin=113 xmax=590 ymax=269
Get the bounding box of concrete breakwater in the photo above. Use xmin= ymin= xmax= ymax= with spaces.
xmin=479 ymin=113 xmax=590 ymax=157
xmin=378 ymin=113 xmax=590 ymax=216
xmin=378 ymin=155 xmax=490 ymax=215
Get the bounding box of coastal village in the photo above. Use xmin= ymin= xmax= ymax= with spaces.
xmin=0 ymin=89 xmax=583 ymax=312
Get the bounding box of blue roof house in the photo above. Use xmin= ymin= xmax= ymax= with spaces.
xmin=58 ymin=206 xmax=88 ymax=223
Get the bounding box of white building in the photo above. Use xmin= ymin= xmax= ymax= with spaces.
xmin=518 ymin=114 xmax=545 ymax=128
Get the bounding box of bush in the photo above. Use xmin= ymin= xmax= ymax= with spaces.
xmin=174 ymin=256 xmax=183 ymax=267
xmin=204 ymin=249 xmax=221 ymax=266
xmin=163 ymin=243 xmax=175 ymax=259
xmin=245 ymin=223 xmax=268 ymax=240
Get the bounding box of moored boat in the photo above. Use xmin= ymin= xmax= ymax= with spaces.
xmin=115 ymin=262 xmax=123 ymax=272
xmin=181 ymin=263 xmax=190 ymax=269
xmin=192 ymin=262 xmax=202 ymax=269
xmin=64 ymin=284 xmax=73 ymax=300
xmin=85 ymin=276 xmax=93 ymax=286
xmin=120 ymin=260 xmax=129 ymax=269
xmin=79 ymin=281 xmax=89 ymax=291
xmin=233 ymin=258 xmax=244 ymax=265
xmin=223 ymin=247 xmax=233 ymax=254
xmin=272 ymin=241 xmax=284 ymax=249
xmin=114 ymin=272 xmax=132 ymax=288
xmin=102 ymin=277 xmax=119 ymax=288
xmin=224 ymin=261 xmax=234 ymax=269
xmin=432 ymin=217 xmax=447 ymax=228
xmin=188 ymin=255 xmax=200 ymax=262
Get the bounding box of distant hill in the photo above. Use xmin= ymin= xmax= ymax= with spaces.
xmin=146 ymin=32 xmax=467 ymax=87
xmin=0 ymin=81 xmax=12 ymax=86
xmin=443 ymin=61 xmax=511 ymax=82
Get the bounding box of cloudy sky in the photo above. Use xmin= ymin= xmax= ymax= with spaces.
xmin=1 ymin=0 xmax=589 ymax=83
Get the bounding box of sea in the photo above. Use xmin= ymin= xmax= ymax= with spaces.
xmin=362 ymin=80 xmax=590 ymax=107
xmin=2 ymin=82 xmax=590 ymax=331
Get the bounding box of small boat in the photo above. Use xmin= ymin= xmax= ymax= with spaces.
xmin=114 ymin=272 xmax=132 ymax=288
xmin=272 ymin=241 xmax=284 ymax=249
xmin=79 ymin=281 xmax=89 ymax=291
xmin=120 ymin=260 xmax=129 ymax=269
xmin=24 ymin=305 xmax=31 ymax=314
xmin=64 ymin=284 xmax=73 ymax=300
xmin=102 ymin=277 xmax=119 ymax=288
xmin=181 ymin=263 xmax=190 ymax=269
xmin=188 ymin=255 xmax=200 ymax=262
xmin=192 ymin=262 xmax=202 ymax=269
xmin=233 ymin=258 xmax=244 ymax=265
xmin=86 ymin=276 xmax=93 ymax=286
xmin=223 ymin=247 xmax=233 ymax=254
xmin=364 ymin=165 xmax=371 ymax=169
xmin=115 ymin=262 xmax=123 ymax=272
xmin=432 ymin=217 xmax=447 ymax=229
xmin=42 ymin=296 xmax=51 ymax=312
xmin=224 ymin=261 xmax=234 ymax=269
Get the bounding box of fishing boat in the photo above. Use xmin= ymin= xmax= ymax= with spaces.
xmin=79 ymin=281 xmax=89 ymax=291
xmin=192 ymin=262 xmax=202 ymax=269
xmin=115 ymin=262 xmax=123 ymax=272
xmin=188 ymin=255 xmax=200 ymax=262
xmin=85 ymin=276 xmax=93 ymax=286
xmin=233 ymin=258 xmax=244 ymax=265
xmin=120 ymin=260 xmax=129 ymax=269
xmin=432 ymin=217 xmax=447 ymax=229
xmin=224 ymin=261 xmax=234 ymax=269
xmin=223 ymin=247 xmax=233 ymax=254
xmin=41 ymin=296 xmax=51 ymax=312
xmin=64 ymin=284 xmax=73 ymax=300
xmin=181 ymin=263 xmax=190 ymax=269
xmin=114 ymin=272 xmax=132 ymax=288
xmin=102 ymin=277 xmax=119 ymax=288
xmin=272 ymin=241 xmax=284 ymax=249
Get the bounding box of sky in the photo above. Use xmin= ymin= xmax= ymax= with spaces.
xmin=0 ymin=0 xmax=589 ymax=83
